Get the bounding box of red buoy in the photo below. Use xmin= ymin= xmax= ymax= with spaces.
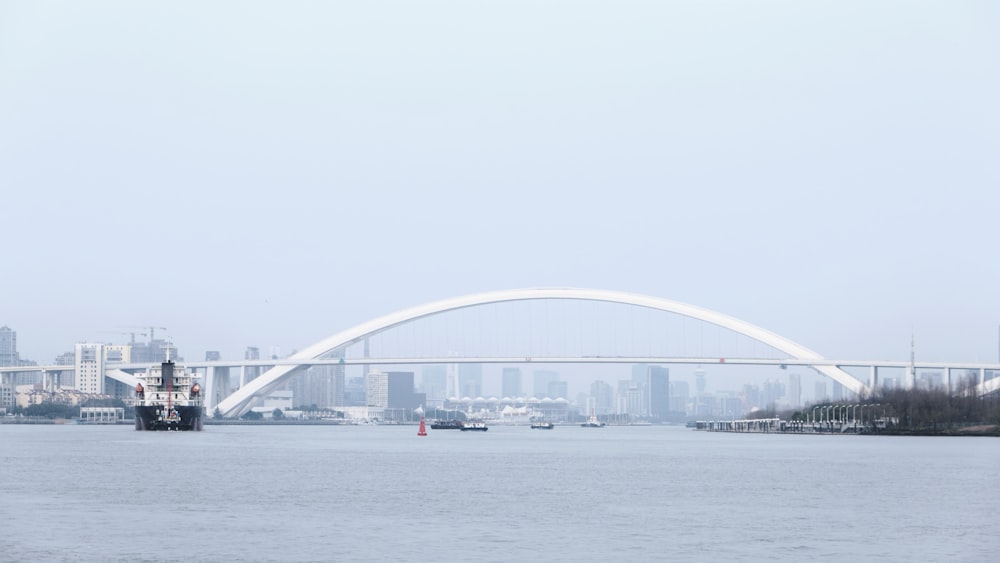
xmin=417 ymin=416 xmax=427 ymax=436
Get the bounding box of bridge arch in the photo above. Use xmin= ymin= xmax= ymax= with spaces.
xmin=216 ymin=287 xmax=864 ymax=417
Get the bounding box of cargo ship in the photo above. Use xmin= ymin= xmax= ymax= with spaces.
xmin=133 ymin=360 xmax=204 ymax=431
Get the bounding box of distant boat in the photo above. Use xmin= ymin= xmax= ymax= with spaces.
xmin=530 ymin=421 xmax=555 ymax=430
xmin=460 ymin=421 xmax=488 ymax=431
xmin=430 ymin=419 xmax=463 ymax=430
xmin=581 ymin=411 xmax=605 ymax=428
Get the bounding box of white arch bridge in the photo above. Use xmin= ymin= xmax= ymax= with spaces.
xmin=6 ymin=288 xmax=997 ymax=415
xmin=200 ymin=287 xmax=999 ymax=417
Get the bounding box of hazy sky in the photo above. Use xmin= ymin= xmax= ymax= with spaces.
xmin=2 ymin=1 xmax=998 ymax=382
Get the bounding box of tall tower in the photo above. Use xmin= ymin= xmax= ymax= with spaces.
xmin=458 ymin=363 xmax=483 ymax=397
xmin=647 ymin=365 xmax=670 ymax=421
xmin=533 ymin=370 xmax=558 ymax=398
xmin=0 ymin=326 xmax=17 ymax=367
xmin=365 ymin=369 xmax=388 ymax=408
xmin=501 ymin=367 xmax=522 ymax=398
xmin=694 ymin=367 xmax=707 ymax=396
xmin=75 ymin=343 xmax=105 ymax=394
xmin=788 ymin=373 xmax=802 ymax=409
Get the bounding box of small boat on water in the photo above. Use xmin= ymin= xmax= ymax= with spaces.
xmin=460 ymin=421 xmax=488 ymax=431
xmin=530 ymin=421 xmax=555 ymax=429
xmin=430 ymin=419 xmax=463 ymax=430
xmin=581 ymin=411 xmax=605 ymax=428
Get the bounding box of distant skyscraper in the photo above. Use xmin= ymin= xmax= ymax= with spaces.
xmin=331 ymin=360 xmax=346 ymax=407
xmin=387 ymin=371 xmax=420 ymax=410
xmin=761 ymin=379 xmax=785 ymax=408
xmin=290 ymin=364 xmax=343 ymax=409
xmin=742 ymin=384 xmax=761 ymax=412
xmin=446 ymin=362 xmax=459 ymax=399
xmin=459 ymin=363 xmax=483 ymax=397
xmin=0 ymin=326 xmax=17 ymax=367
xmin=694 ymin=367 xmax=707 ymax=396
xmin=344 ymin=376 xmax=366 ymax=406
xmin=788 ymin=373 xmax=802 ymax=408
xmin=533 ymin=370 xmax=558 ymax=398
xmin=501 ymin=367 xmax=522 ymax=398
xmin=670 ymin=380 xmax=690 ymax=415
xmin=622 ymin=384 xmax=644 ymax=417
xmin=815 ymin=381 xmax=828 ymax=402
xmin=590 ymin=380 xmax=614 ymax=415
xmin=366 ymin=369 xmax=388 ymax=408
xmin=647 ymin=365 xmax=670 ymax=421
xmin=631 ymin=364 xmax=650 ymax=387
xmin=547 ymin=380 xmax=568 ymax=400
xmin=421 ymin=365 xmax=447 ymax=407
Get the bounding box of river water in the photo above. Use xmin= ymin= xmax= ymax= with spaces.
xmin=1 ymin=424 xmax=996 ymax=562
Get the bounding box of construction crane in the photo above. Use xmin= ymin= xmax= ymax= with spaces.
xmin=123 ymin=326 xmax=168 ymax=342
xmin=98 ymin=331 xmax=147 ymax=344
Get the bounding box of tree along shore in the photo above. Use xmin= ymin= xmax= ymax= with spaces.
xmin=749 ymin=385 xmax=1000 ymax=436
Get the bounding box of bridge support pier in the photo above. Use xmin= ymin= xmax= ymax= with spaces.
xmin=868 ymin=365 xmax=878 ymax=391
xmin=203 ymin=366 xmax=215 ymax=413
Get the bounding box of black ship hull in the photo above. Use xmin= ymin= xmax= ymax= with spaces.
xmin=135 ymin=405 xmax=204 ymax=431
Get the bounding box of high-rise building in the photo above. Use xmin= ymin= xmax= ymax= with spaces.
xmin=501 ymin=367 xmax=522 ymax=398
xmin=75 ymin=343 xmax=105 ymax=394
xmin=670 ymin=380 xmax=689 ymax=415
xmin=832 ymin=380 xmax=844 ymax=401
xmin=331 ymin=361 xmax=346 ymax=407
xmin=647 ymin=365 xmax=670 ymax=421
xmin=0 ymin=326 xmax=17 ymax=366
xmin=459 ymin=364 xmax=483 ymax=397
xmin=814 ymin=381 xmax=828 ymax=402
xmin=73 ymin=342 xmax=134 ymax=397
xmin=421 ymin=365 xmax=447 ymax=407
xmin=694 ymin=367 xmax=707 ymax=396
xmin=290 ymin=364 xmax=343 ymax=409
xmin=788 ymin=373 xmax=802 ymax=408
xmin=365 ymin=369 xmax=388 ymax=408
xmin=388 ymin=371 xmax=424 ymax=410
xmin=533 ymin=370 xmax=558 ymax=398
xmin=761 ymin=379 xmax=785 ymax=408
xmin=547 ymin=380 xmax=568 ymax=400
xmin=631 ymin=364 xmax=650 ymax=387
xmin=446 ymin=362 xmax=459 ymax=399
xmin=590 ymin=380 xmax=614 ymax=415
xmin=622 ymin=384 xmax=644 ymax=417
xmin=129 ymin=339 xmax=176 ymax=363
xmin=0 ymin=381 xmax=12 ymax=409
xmin=344 ymin=376 xmax=366 ymax=406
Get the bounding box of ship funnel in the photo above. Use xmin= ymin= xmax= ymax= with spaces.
xmin=162 ymin=361 xmax=174 ymax=389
